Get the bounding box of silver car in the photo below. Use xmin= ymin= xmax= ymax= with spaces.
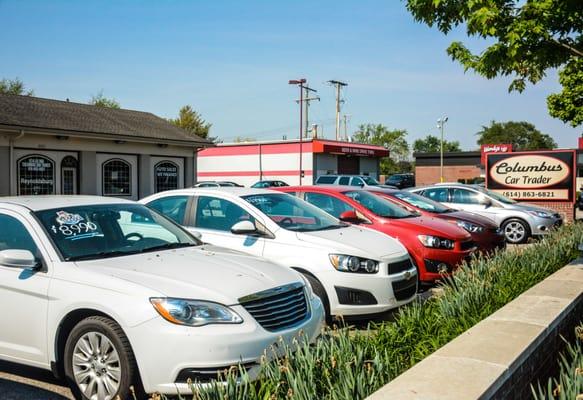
xmin=409 ymin=184 xmax=563 ymax=244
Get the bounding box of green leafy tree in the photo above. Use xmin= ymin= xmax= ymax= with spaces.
xmin=405 ymin=0 xmax=583 ymax=127
xmin=476 ymin=121 xmax=556 ymax=151
xmin=413 ymin=135 xmax=461 ymax=153
xmin=170 ymin=105 xmax=214 ymax=141
xmin=352 ymin=124 xmax=409 ymax=175
xmin=0 ymin=78 xmax=33 ymax=96
xmin=547 ymin=58 xmax=583 ymax=127
xmin=90 ymin=91 xmax=120 ymax=109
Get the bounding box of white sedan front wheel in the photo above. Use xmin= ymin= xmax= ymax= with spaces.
xmin=502 ymin=219 xmax=530 ymax=244
xmin=64 ymin=316 xmax=142 ymax=400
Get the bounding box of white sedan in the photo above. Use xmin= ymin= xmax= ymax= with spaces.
xmin=141 ymin=188 xmax=418 ymax=319
xmin=0 ymin=196 xmax=323 ymax=399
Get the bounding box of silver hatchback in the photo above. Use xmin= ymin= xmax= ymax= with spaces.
xmin=409 ymin=184 xmax=563 ymax=244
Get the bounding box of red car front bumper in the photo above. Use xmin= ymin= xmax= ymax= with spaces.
xmin=412 ymin=241 xmax=477 ymax=283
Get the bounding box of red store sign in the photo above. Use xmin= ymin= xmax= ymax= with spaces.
xmin=481 ymin=143 xmax=512 ymax=165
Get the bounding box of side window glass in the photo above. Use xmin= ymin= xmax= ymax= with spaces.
xmin=147 ymin=196 xmax=189 ymax=224
xmin=338 ymin=177 xmax=350 ymax=185
xmin=195 ymin=196 xmax=255 ymax=232
xmin=304 ymin=193 xmax=353 ymax=218
xmin=425 ymin=188 xmax=449 ymax=203
xmin=0 ymin=215 xmax=40 ymax=259
xmin=350 ymin=177 xmax=363 ymax=186
xmin=451 ymin=189 xmax=480 ymax=204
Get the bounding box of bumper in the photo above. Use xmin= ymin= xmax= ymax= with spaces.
xmin=415 ymin=247 xmax=475 ymax=282
xmin=530 ymin=215 xmax=563 ymax=236
xmin=318 ymin=261 xmax=417 ymax=316
xmin=473 ymin=230 xmax=506 ymax=253
xmin=127 ymin=296 xmax=325 ymax=394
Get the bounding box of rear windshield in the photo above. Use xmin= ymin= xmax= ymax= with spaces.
xmin=316 ymin=176 xmax=337 ymax=184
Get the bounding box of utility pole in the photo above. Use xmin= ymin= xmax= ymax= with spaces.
xmin=342 ymin=114 xmax=351 ymax=141
xmin=289 ymin=79 xmax=307 ymax=185
xmin=328 ymin=80 xmax=347 ymax=141
xmin=295 ymin=85 xmax=319 ymax=138
xmin=437 ymin=116 xmax=448 ymax=183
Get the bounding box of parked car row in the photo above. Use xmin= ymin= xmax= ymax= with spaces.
xmin=0 ymin=180 xmax=562 ymax=399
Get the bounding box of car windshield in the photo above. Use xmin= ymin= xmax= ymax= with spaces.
xmin=477 ymin=187 xmax=517 ymax=204
xmin=35 ymin=203 xmax=200 ymax=261
xmin=243 ymin=193 xmax=345 ymax=232
xmin=362 ymin=176 xmax=380 ymax=186
xmin=391 ymin=191 xmax=452 ymax=213
xmin=343 ymin=191 xmax=413 ymax=218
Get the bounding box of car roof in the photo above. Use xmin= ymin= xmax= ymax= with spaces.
xmin=148 ymin=187 xmax=280 ymax=198
xmin=279 ymin=185 xmax=368 ymax=193
xmin=0 ymin=195 xmax=135 ymax=211
xmin=414 ymin=183 xmax=482 ymax=190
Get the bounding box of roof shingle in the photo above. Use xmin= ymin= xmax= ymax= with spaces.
xmin=0 ymin=94 xmax=212 ymax=146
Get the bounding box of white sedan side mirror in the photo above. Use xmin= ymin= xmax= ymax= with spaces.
xmin=231 ymin=220 xmax=257 ymax=235
xmin=0 ymin=250 xmax=38 ymax=269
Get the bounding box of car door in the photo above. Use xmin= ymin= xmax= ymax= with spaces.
xmin=0 ymin=210 xmax=51 ymax=365
xmin=449 ymin=188 xmax=494 ymax=214
xmin=187 ymin=195 xmax=266 ymax=257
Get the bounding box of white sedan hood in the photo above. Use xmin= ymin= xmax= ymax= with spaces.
xmin=295 ymin=225 xmax=408 ymax=260
xmin=77 ymin=245 xmax=301 ymax=305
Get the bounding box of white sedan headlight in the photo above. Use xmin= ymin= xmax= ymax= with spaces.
xmin=150 ymin=298 xmax=243 ymax=327
xmin=329 ymin=254 xmax=379 ymax=273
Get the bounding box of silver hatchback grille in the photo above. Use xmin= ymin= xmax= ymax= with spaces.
xmin=239 ymin=282 xmax=309 ymax=332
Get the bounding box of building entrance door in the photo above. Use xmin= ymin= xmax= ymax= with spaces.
xmin=337 ymin=155 xmax=359 ymax=174
xmin=62 ymin=167 xmax=77 ymax=195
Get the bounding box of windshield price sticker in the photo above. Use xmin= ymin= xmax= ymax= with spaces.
xmin=51 ymin=211 xmax=104 ymax=240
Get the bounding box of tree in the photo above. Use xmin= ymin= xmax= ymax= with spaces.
xmin=413 ymin=135 xmax=461 ymax=153
xmin=0 ymin=78 xmax=33 ymax=96
xmin=352 ymin=124 xmax=409 ymax=175
xmin=169 ymin=105 xmax=214 ymax=141
xmin=476 ymin=121 xmax=556 ymax=151
xmin=405 ymin=0 xmax=583 ymax=127
xmin=90 ymin=91 xmax=120 ymax=109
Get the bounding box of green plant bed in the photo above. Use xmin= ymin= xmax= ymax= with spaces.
xmin=533 ymin=324 xmax=583 ymax=400
xmin=179 ymin=223 xmax=583 ymax=400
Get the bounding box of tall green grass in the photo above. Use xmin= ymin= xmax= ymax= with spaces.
xmin=181 ymin=223 xmax=583 ymax=400
xmin=533 ymin=324 xmax=583 ymax=400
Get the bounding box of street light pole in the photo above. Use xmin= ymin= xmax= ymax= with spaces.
xmin=437 ymin=116 xmax=448 ymax=183
xmin=289 ymin=79 xmax=307 ymax=185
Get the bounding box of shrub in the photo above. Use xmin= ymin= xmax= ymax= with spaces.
xmin=179 ymin=223 xmax=583 ymax=400
xmin=532 ymin=324 xmax=583 ymax=400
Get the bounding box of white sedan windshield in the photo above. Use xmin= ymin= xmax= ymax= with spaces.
xmin=243 ymin=193 xmax=345 ymax=232
xmin=35 ymin=204 xmax=200 ymax=261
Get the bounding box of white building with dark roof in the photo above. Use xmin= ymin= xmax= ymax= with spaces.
xmin=0 ymin=94 xmax=212 ymax=199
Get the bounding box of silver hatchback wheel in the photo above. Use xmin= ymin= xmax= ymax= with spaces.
xmin=72 ymin=332 xmax=121 ymax=400
xmin=504 ymin=221 xmax=527 ymax=243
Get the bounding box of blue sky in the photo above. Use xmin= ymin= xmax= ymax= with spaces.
xmin=1 ymin=0 xmax=579 ymax=150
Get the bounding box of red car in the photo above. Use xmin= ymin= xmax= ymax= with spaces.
xmin=276 ymin=186 xmax=476 ymax=283
xmin=368 ymin=188 xmax=506 ymax=254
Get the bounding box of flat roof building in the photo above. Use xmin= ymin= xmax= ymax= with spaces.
xmin=197 ymin=138 xmax=390 ymax=186
xmin=0 ymin=94 xmax=211 ymax=199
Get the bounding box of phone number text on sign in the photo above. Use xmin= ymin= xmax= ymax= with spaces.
xmin=492 ymin=189 xmax=569 ymax=200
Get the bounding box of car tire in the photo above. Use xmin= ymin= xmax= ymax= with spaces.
xmin=302 ymin=273 xmax=331 ymax=322
xmin=64 ymin=316 xmax=144 ymax=400
xmin=502 ymin=218 xmax=530 ymax=244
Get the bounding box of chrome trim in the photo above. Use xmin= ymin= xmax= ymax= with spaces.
xmin=238 ymin=281 xmax=304 ymax=304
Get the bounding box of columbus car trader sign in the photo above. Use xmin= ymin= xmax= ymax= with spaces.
xmin=486 ymin=150 xmax=576 ymax=202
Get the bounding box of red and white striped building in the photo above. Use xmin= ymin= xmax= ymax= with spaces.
xmin=197 ymin=139 xmax=390 ymax=186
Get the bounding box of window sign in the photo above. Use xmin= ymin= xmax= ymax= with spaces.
xmin=155 ymin=161 xmax=179 ymax=192
xmin=18 ymin=155 xmax=55 ymax=195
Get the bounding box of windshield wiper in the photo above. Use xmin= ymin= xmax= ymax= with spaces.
xmin=67 ymin=250 xmax=140 ymax=261
xmin=138 ymin=242 xmax=196 ymax=253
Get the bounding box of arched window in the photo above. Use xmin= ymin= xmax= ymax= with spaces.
xmin=102 ymin=159 xmax=131 ymax=196
xmin=18 ymin=155 xmax=55 ymax=195
xmin=61 ymin=156 xmax=79 ymax=195
xmin=154 ymin=161 xmax=179 ymax=192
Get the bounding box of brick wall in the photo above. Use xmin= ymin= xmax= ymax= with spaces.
xmin=415 ymin=165 xmax=481 ymax=186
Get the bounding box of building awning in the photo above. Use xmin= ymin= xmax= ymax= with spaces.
xmin=313 ymin=140 xmax=390 ymax=157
